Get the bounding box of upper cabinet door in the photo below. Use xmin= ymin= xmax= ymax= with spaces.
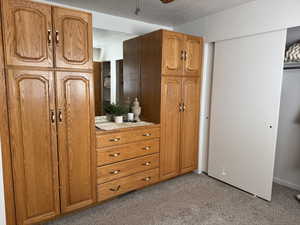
xmin=160 ymin=77 xmax=182 ymax=180
xmin=53 ymin=7 xmax=92 ymax=69
xmin=180 ymin=78 xmax=201 ymax=174
xmin=162 ymin=31 xmax=184 ymax=76
xmin=2 ymin=0 xmax=53 ymax=67
xmin=7 ymin=69 xmax=60 ymax=225
xmin=183 ymin=35 xmax=203 ymax=76
xmin=55 ymin=71 xmax=96 ymax=213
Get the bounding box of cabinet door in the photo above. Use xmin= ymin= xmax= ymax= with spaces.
xmin=180 ymin=78 xmax=201 ymax=173
xmin=56 ymin=71 xmax=96 ymax=213
xmin=183 ymin=35 xmax=203 ymax=76
xmin=160 ymin=77 xmax=182 ymax=180
xmin=53 ymin=7 xmax=92 ymax=69
xmin=162 ymin=31 xmax=184 ymax=76
xmin=7 ymin=70 xmax=60 ymax=225
xmin=2 ymin=0 xmax=53 ymax=67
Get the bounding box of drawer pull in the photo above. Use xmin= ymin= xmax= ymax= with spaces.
xmin=142 ymin=162 xmax=151 ymax=166
xmin=110 ymin=138 xmax=121 ymax=142
xmin=110 ymin=185 xmax=121 ymax=192
xmin=142 ymin=177 xmax=151 ymax=181
xmin=109 ymin=153 xmax=121 ymax=157
xmin=110 ymin=170 xmax=121 ymax=175
xmin=143 ymin=146 xmax=151 ymax=150
xmin=142 ymin=133 xmax=151 ymax=137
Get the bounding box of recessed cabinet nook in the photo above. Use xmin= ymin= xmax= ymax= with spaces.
xmin=0 ymin=0 xmax=203 ymax=224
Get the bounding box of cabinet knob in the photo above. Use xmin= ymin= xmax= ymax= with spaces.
xmin=180 ymin=50 xmax=185 ymax=60
xmin=50 ymin=110 xmax=55 ymax=123
xmin=109 ymin=153 xmax=121 ymax=157
xmin=143 ymin=133 xmax=151 ymax=137
xmin=143 ymin=146 xmax=151 ymax=150
xmin=142 ymin=177 xmax=151 ymax=181
xmin=47 ymin=30 xmax=52 ymax=45
xmin=110 ymin=138 xmax=121 ymax=142
xmin=110 ymin=185 xmax=121 ymax=192
xmin=110 ymin=170 xmax=121 ymax=175
xmin=55 ymin=31 xmax=59 ymax=45
xmin=142 ymin=162 xmax=151 ymax=166
xmin=58 ymin=110 xmax=63 ymax=122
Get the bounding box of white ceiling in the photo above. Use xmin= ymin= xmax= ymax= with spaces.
xmin=46 ymin=0 xmax=254 ymax=26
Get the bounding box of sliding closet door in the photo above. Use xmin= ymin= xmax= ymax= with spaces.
xmin=209 ymin=30 xmax=286 ymax=201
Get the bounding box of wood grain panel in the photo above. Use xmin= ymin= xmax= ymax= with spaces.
xmin=97 ymin=153 xmax=159 ymax=184
xmin=56 ymin=71 xmax=96 ymax=213
xmin=96 ymin=127 xmax=160 ymax=148
xmin=2 ymin=0 xmax=53 ymax=67
xmin=160 ymin=76 xmax=181 ymax=180
xmin=180 ymin=78 xmax=201 ymax=173
xmin=53 ymin=7 xmax=92 ymax=69
xmin=0 ymin=5 xmax=16 ymax=222
xmin=162 ymin=30 xmax=184 ymax=76
xmin=123 ymin=37 xmax=141 ymax=102
xmin=183 ymin=35 xmax=203 ymax=77
xmin=97 ymin=138 xmax=160 ymax=166
xmin=7 ymin=69 xmax=60 ymax=225
xmin=93 ymin=62 xmax=102 ymax=116
xmin=140 ymin=31 xmax=162 ymax=123
xmin=97 ymin=168 xmax=159 ymax=202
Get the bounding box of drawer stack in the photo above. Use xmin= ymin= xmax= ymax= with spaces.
xmin=96 ymin=125 xmax=160 ymax=202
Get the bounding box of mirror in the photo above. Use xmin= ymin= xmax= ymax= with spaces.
xmin=93 ymin=28 xmax=136 ymax=116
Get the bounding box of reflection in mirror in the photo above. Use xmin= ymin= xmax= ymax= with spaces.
xmin=93 ymin=28 xmax=136 ymax=116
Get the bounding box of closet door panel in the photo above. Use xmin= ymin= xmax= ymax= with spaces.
xmin=183 ymin=35 xmax=203 ymax=76
xmin=56 ymin=71 xmax=96 ymax=213
xmin=7 ymin=70 xmax=60 ymax=225
xmin=180 ymin=78 xmax=201 ymax=173
xmin=160 ymin=76 xmax=182 ymax=180
xmin=162 ymin=31 xmax=184 ymax=76
xmin=2 ymin=0 xmax=53 ymax=67
xmin=53 ymin=7 xmax=92 ymax=69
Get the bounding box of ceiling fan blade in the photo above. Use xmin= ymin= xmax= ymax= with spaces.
xmin=160 ymin=0 xmax=175 ymax=3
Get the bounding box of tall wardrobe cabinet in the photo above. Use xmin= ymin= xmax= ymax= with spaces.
xmin=1 ymin=0 xmax=95 ymax=224
xmin=124 ymin=30 xmax=203 ymax=181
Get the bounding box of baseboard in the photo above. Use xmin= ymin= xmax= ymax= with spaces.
xmin=273 ymin=177 xmax=300 ymax=191
xmin=193 ymin=169 xmax=203 ymax=174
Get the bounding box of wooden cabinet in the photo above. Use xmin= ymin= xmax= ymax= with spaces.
xmin=183 ymin=36 xmax=203 ymax=76
xmin=2 ymin=1 xmax=92 ymax=69
xmin=2 ymin=0 xmax=53 ymax=67
xmin=160 ymin=77 xmax=182 ymax=180
xmin=162 ymin=31 xmax=184 ymax=76
xmin=97 ymin=168 xmax=159 ymax=202
xmin=96 ymin=126 xmax=160 ymax=202
xmin=161 ymin=30 xmax=203 ymax=77
xmin=134 ymin=30 xmax=203 ymax=180
xmin=6 ymin=69 xmax=60 ymax=225
xmin=53 ymin=7 xmax=92 ymax=69
xmin=6 ymin=69 xmax=96 ymax=224
xmin=180 ymin=78 xmax=200 ymax=173
xmin=1 ymin=1 xmax=95 ymax=224
xmin=56 ymin=72 xmax=96 ymax=213
xmin=160 ymin=77 xmax=201 ymax=179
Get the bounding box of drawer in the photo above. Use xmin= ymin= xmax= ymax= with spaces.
xmin=96 ymin=127 xmax=160 ymax=148
xmin=97 ymin=153 xmax=159 ymax=184
xmin=97 ymin=139 xmax=160 ymax=166
xmin=97 ymin=168 xmax=159 ymax=202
